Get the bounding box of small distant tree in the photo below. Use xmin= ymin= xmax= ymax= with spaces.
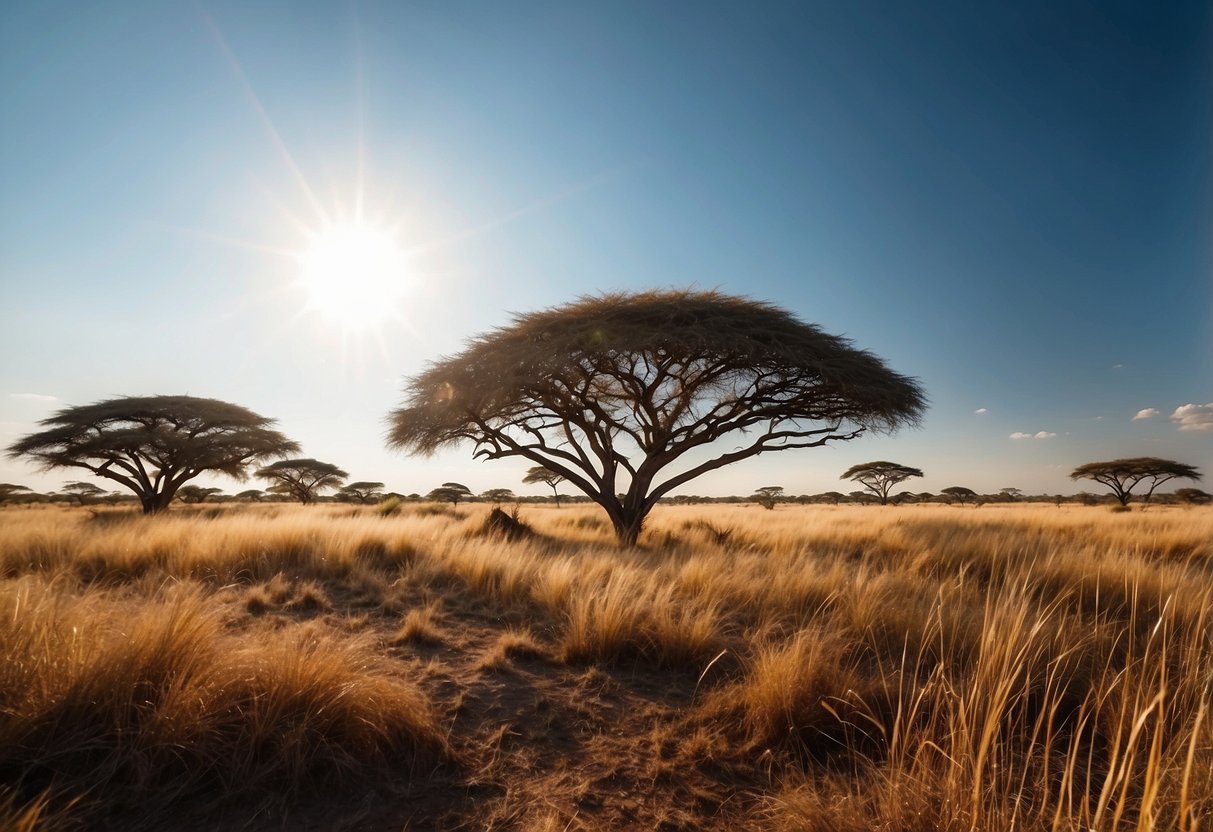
xmin=482 ymin=488 xmax=515 ymax=504
xmin=848 ymin=490 xmax=878 ymax=505
xmin=817 ymin=491 xmax=846 ymax=505
xmin=6 ymin=395 xmax=298 ymax=514
xmin=941 ymin=486 xmax=977 ymax=506
xmin=255 ymin=459 xmax=348 ymax=504
xmin=522 ymin=466 xmax=566 ymax=507
xmin=1175 ymin=487 xmax=1212 ymax=506
xmin=428 ymin=482 xmax=472 ymax=507
xmin=841 ymin=462 xmax=924 ymax=506
xmin=0 ymin=483 xmax=31 ymax=504
xmin=752 ymin=485 xmax=784 ymax=510
xmin=1071 ymin=458 xmax=1201 ymax=506
xmin=177 ymin=485 xmax=223 ymax=504
xmin=999 ymin=487 xmax=1022 ymax=502
xmin=338 ymin=481 xmax=385 ymax=504
xmin=235 ymin=489 xmax=265 ymax=502
xmin=62 ymin=481 xmax=107 ymax=505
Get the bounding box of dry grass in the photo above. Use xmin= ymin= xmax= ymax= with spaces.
xmin=0 ymin=501 xmax=1209 ymax=829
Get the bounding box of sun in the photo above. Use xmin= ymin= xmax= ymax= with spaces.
xmin=297 ymin=222 xmax=410 ymax=329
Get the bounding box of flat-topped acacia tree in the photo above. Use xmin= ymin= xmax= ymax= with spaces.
xmin=6 ymin=395 xmax=298 ymax=514
xmin=255 ymin=459 xmax=348 ymax=504
xmin=387 ymin=290 xmax=926 ymax=545
xmin=1071 ymin=457 xmax=1201 ymax=506
xmin=841 ymin=461 xmax=924 ymax=505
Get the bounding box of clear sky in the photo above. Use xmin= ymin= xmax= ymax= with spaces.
xmin=2 ymin=1 xmax=1210 ymax=499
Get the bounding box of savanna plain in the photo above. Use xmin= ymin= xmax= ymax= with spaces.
xmin=1 ymin=501 xmax=1210 ymax=831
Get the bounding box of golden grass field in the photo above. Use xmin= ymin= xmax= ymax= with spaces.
xmin=1 ymin=501 xmax=1209 ymax=830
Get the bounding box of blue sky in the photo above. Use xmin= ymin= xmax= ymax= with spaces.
xmin=2 ymin=1 xmax=1210 ymax=498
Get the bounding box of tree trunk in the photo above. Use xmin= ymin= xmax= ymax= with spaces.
xmin=141 ymin=492 xmax=173 ymax=514
xmin=611 ymin=512 xmax=645 ymax=547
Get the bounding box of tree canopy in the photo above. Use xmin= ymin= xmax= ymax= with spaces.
xmin=427 ymin=482 xmax=472 ymax=506
xmin=752 ymin=485 xmax=784 ymax=510
xmin=522 ymin=465 xmax=566 ymax=506
xmin=841 ymin=461 xmax=924 ymax=506
xmin=0 ymin=483 xmax=31 ymax=504
xmin=177 ymin=485 xmax=223 ymax=504
xmin=1070 ymin=457 xmax=1201 ymax=506
xmin=481 ymin=488 xmax=516 ymax=504
xmin=1174 ymin=487 xmax=1211 ymax=506
xmin=255 ymin=458 xmax=348 ymax=504
xmin=7 ymin=396 xmax=297 ymax=514
xmin=941 ymin=486 xmax=977 ymax=505
xmin=338 ymin=481 xmax=386 ymax=504
xmin=388 ymin=290 xmax=925 ymax=544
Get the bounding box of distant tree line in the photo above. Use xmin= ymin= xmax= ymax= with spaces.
xmin=3 ymin=292 xmax=1205 ymax=538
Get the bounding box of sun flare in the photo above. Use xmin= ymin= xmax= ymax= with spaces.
xmin=297 ymin=222 xmax=409 ymax=329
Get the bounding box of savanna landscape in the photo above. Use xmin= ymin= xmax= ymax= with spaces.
xmin=1 ymin=498 xmax=1210 ymax=830
xmin=3 ymin=3 xmax=1211 ymax=831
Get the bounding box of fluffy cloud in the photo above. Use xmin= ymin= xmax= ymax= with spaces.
xmin=1171 ymin=403 xmax=1213 ymax=433
xmin=1132 ymin=408 xmax=1160 ymax=421
xmin=974 ymin=408 xmax=988 ymax=415
xmin=1010 ymin=431 xmax=1055 ymax=440
xmin=9 ymin=392 xmax=57 ymax=402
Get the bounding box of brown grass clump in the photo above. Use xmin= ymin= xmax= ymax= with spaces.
xmin=0 ymin=575 xmax=450 ymax=828
xmin=393 ymin=600 xmax=446 ymax=646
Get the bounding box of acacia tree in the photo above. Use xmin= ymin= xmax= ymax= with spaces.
xmin=338 ymin=481 xmax=385 ymax=504
xmin=255 ymin=459 xmax=347 ymax=504
xmin=1070 ymin=457 xmax=1201 ymax=506
xmin=482 ymin=488 xmax=515 ymax=504
xmin=752 ymin=485 xmax=784 ymax=510
xmin=1175 ymin=487 xmax=1211 ymax=506
xmin=522 ymin=465 xmax=566 ymax=507
xmin=427 ymin=482 xmax=472 ymax=506
xmin=841 ymin=461 xmax=924 ymax=506
xmin=388 ymin=290 xmax=925 ymax=545
xmin=941 ymin=485 xmax=977 ymax=506
xmin=7 ymin=396 xmax=298 ymax=514
xmin=177 ymin=485 xmax=223 ymax=504
xmin=0 ymin=483 xmax=31 ymax=504
xmin=62 ymin=481 xmax=107 ymax=505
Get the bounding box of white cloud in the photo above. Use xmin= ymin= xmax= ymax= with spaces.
xmin=1112 ymin=364 xmax=1124 ymax=370
xmin=1094 ymin=416 xmax=1104 ymax=421
xmin=1010 ymin=431 xmax=1055 ymax=440
xmin=974 ymin=408 xmax=988 ymax=415
xmin=1171 ymin=403 xmax=1213 ymax=433
xmin=9 ymin=393 xmax=57 ymax=402
xmin=1133 ymin=408 xmax=1160 ymax=421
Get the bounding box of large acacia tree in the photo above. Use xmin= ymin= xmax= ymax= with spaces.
xmin=388 ymin=290 xmax=926 ymax=545
xmin=841 ymin=461 xmax=924 ymax=505
xmin=6 ymin=396 xmax=298 ymax=514
xmin=1071 ymin=457 xmax=1201 ymax=506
